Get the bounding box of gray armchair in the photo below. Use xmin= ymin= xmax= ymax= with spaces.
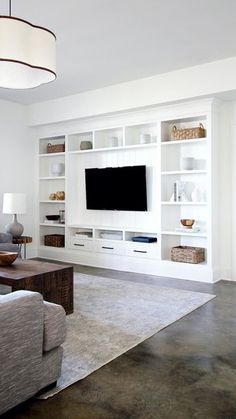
xmin=0 ymin=232 xmax=18 ymax=252
xmin=0 ymin=290 xmax=66 ymax=415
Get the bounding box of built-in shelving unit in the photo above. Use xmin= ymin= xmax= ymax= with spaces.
xmin=36 ymin=99 xmax=220 ymax=282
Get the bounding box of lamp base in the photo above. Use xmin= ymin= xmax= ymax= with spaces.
xmin=5 ymin=214 xmax=24 ymax=238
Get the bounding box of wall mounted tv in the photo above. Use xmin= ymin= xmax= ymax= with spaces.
xmin=85 ymin=165 xmax=147 ymax=211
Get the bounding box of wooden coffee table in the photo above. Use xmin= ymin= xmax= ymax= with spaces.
xmin=0 ymin=260 xmax=73 ymax=315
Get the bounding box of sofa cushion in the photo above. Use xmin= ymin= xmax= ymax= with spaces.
xmin=43 ymin=301 xmax=66 ymax=352
xmin=0 ymin=233 xmax=13 ymax=243
xmin=0 ymin=243 xmax=18 ymax=252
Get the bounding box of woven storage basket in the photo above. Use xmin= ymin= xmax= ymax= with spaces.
xmin=171 ymin=123 xmax=205 ymax=141
xmin=47 ymin=143 xmax=65 ymax=153
xmin=44 ymin=234 xmax=65 ymax=247
xmin=171 ymin=246 xmax=205 ymax=264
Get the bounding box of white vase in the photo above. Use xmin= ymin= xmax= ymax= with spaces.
xmin=50 ymin=163 xmax=64 ymax=176
xmin=191 ymin=186 xmax=201 ymax=202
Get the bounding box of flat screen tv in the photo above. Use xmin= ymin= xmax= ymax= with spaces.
xmin=85 ymin=165 xmax=147 ymax=211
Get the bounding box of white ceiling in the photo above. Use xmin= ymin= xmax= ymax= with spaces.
xmin=0 ymin=0 xmax=236 ymax=105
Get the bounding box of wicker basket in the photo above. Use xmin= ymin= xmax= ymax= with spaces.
xmin=171 ymin=246 xmax=205 ymax=264
xmin=47 ymin=143 xmax=65 ymax=153
xmin=171 ymin=123 xmax=206 ymax=141
xmin=44 ymin=234 xmax=65 ymax=247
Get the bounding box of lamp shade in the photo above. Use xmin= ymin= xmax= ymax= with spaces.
xmin=3 ymin=193 xmax=26 ymax=214
xmin=0 ymin=16 xmax=56 ymax=89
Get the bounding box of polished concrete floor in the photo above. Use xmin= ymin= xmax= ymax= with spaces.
xmin=2 ymin=264 xmax=236 ymax=419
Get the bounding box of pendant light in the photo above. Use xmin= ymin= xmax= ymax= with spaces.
xmin=0 ymin=0 xmax=56 ymax=89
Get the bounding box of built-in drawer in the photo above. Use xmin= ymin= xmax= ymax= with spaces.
xmin=94 ymin=240 xmax=124 ymax=255
xmin=68 ymin=236 xmax=94 ymax=252
xmin=125 ymin=242 xmax=158 ymax=259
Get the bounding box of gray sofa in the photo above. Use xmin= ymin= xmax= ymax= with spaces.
xmin=0 ymin=232 xmax=18 ymax=252
xmin=0 ymin=290 xmax=66 ymax=415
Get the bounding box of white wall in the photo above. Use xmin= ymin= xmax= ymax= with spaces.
xmin=29 ymin=56 xmax=236 ymax=126
xmin=0 ymin=100 xmax=36 ymax=257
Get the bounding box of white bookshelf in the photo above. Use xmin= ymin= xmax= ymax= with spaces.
xmin=36 ymin=99 xmax=220 ymax=282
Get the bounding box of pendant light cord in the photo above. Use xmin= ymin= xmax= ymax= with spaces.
xmin=9 ymin=0 xmax=11 ymax=16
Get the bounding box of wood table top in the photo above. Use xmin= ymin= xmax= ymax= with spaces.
xmin=0 ymin=259 xmax=73 ymax=281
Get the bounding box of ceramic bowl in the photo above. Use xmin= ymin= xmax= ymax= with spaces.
xmin=180 ymin=219 xmax=195 ymax=229
xmin=45 ymin=215 xmax=60 ymax=221
xmin=0 ymin=251 xmax=18 ymax=266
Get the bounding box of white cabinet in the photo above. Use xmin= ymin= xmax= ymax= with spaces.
xmin=36 ymin=99 xmax=220 ymax=282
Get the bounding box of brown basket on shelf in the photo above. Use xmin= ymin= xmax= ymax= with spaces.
xmin=171 ymin=123 xmax=206 ymax=141
xmin=44 ymin=234 xmax=65 ymax=247
xmin=47 ymin=143 xmax=65 ymax=153
xmin=171 ymin=246 xmax=205 ymax=264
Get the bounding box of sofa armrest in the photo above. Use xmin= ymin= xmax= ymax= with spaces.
xmin=43 ymin=301 xmax=66 ymax=352
xmin=0 ymin=232 xmax=13 ymax=243
xmin=0 ymin=291 xmax=44 ymax=415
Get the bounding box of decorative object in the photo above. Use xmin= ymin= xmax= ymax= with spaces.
xmin=47 ymin=143 xmax=65 ymax=153
xmin=191 ymin=185 xmax=205 ymax=202
xmin=3 ymin=193 xmax=26 ymax=237
xmin=50 ymin=163 xmax=64 ymax=176
xmin=170 ymin=181 xmax=189 ymax=202
xmin=171 ymin=123 xmax=205 ymax=140
xmin=80 ymin=140 xmax=92 ymax=150
xmin=45 ymin=215 xmax=60 ymax=221
xmin=0 ymin=251 xmax=18 ymax=266
xmin=59 ymin=210 xmax=65 ymax=224
xmin=140 ymin=133 xmax=151 ymax=144
xmin=44 ymin=234 xmax=65 ymax=247
xmin=49 ymin=191 xmax=65 ymax=200
xmin=0 ymin=0 xmax=56 ymax=89
xmin=181 ymin=157 xmax=195 ymax=170
xmin=37 ymin=273 xmax=215 ymax=398
xmin=171 ymin=246 xmax=205 ymax=264
xmin=110 ymin=136 xmax=119 ymax=147
xmin=180 ymin=219 xmax=195 ymax=229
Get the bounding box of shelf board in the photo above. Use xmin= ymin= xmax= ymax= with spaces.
xmin=67 ymin=224 xmax=157 ymax=234
xmin=161 ymin=170 xmax=207 ymax=175
xmin=161 ymin=138 xmax=207 ymax=146
xmin=39 ymin=245 xmax=65 ymax=250
xmin=40 ymin=223 xmax=65 ymax=228
xmin=68 ymin=142 xmax=157 ymax=155
xmin=161 ymin=201 xmax=207 ymax=206
xmin=161 ymin=231 xmax=208 ymax=237
xmin=39 ymin=176 xmax=65 ymax=180
xmin=161 ymin=259 xmax=208 ymax=266
xmin=39 ymin=152 xmax=65 ymax=157
xmin=39 ymin=200 xmax=65 ymax=204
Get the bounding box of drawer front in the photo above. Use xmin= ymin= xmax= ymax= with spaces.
xmin=125 ymin=242 xmax=158 ymax=259
xmin=68 ymin=237 xmax=94 ymax=252
xmin=94 ymin=240 xmax=124 ymax=255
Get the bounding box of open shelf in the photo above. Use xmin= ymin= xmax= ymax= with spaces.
xmin=161 ymin=138 xmax=207 ymax=146
xmin=161 ymin=201 xmax=207 ymax=205
xmin=39 ymin=176 xmax=65 ymax=180
xmin=40 ymin=223 xmax=65 ymax=228
xmin=161 ymin=170 xmax=207 ymax=175
xmin=161 ymin=231 xmax=207 ymax=237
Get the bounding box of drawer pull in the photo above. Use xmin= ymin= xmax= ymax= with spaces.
xmin=102 ymin=246 xmax=114 ymax=250
xmin=74 ymin=243 xmax=85 ymax=247
xmin=133 ymin=250 xmax=147 ymax=254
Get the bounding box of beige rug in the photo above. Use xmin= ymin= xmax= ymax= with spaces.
xmin=39 ymin=273 xmax=215 ymax=399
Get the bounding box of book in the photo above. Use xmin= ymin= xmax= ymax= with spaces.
xmin=132 ymin=236 xmax=157 ymax=243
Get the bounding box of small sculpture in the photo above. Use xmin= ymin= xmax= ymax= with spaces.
xmin=49 ymin=191 xmax=65 ymax=201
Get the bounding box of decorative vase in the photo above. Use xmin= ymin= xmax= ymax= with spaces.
xmin=50 ymin=163 xmax=64 ymax=176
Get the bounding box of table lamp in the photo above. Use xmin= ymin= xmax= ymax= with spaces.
xmin=3 ymin=193 xmax=26 ymax=237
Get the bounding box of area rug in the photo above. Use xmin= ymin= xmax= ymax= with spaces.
xmin=38 ymin=273 xmax=215 ymax=398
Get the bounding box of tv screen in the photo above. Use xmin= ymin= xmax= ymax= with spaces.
xmin=85 ymin=165 xmax=147 ymax=211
